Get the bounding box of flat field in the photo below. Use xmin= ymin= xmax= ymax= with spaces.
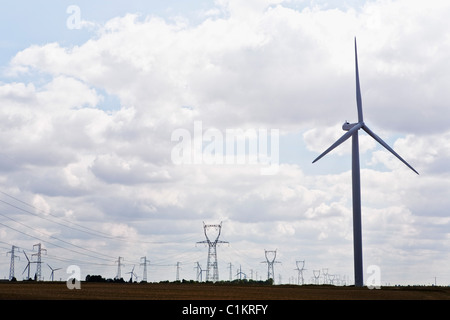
xmin=0 ymin=282 xmax=450 ymax=300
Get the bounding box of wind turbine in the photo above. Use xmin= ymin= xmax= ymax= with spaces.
xmin=126 ymin=265 xmax=138 ymax=282
xmin=312 ymin=38 xmax=419 ymax=287
xmin=22 ymin=251 xmax=31 ymax=280
xmin=47 ymin=264 xmax=61 ymax=281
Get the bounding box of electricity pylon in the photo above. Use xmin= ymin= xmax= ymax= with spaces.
xmin=313 ymin=269 xmax=321 ymax=285
xmin=32 ymin=243 xmax=47 ymax=281
xmin=261 ymin=249 xmax=280 ymax=283
xmin=176 ymin=262 xmax=181 ymax=281
xmin=196 ymin=221 xmax=228 ymax=282
xmin=322 ymin=268 xmax=329 ymax=285
xmin=295 ymin=260 xmax=306 ymax=285
xmin=228 ymin=262 xmax=233 ymax=281
xmin=115 ymin=256 xmax=124 ymax=280
xmin=140 ymin=256 xmax=150 ymax=282
xmin=7 ymin=245 xmax=20 ymax=281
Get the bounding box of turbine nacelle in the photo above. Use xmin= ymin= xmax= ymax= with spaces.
xmin=342 ymin=121 xmax=361 ymax=131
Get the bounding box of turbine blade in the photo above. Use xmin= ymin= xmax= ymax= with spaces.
xmin=312 ymin=122 xmax=363 ymax=163
xmin=362 ymin=125 xmax=419 ymax=175
xmin=355 ymin=38 xmax=363 ymax=123
xmin=22 ymin=264 xmax=29 ymax=275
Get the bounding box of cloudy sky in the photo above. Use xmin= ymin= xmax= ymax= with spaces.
xmin=0 ymin=0 xmax=449 ymax=285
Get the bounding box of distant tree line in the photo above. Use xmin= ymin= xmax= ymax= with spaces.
xmin=84 ymin=274 xmax=274 ymax=285
xmin=85 ymin=275 xmax=128 ymax=283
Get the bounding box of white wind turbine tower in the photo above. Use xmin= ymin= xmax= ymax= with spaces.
xmin=312 ymin=38 xmax=419 ymax=287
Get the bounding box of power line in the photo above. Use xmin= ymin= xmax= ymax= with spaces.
xmin=0 ymin=193 xmax=200 ymax=245
xmin=0 ymin=210 xmax=117 ymax=260
xmin=0 ymin=221 xmax=115 ymax=262
xmin=0 ymin=191 xmax=286 ymax=283
xmin=0 ymin=219 xmax=205 ymax=281
xmin=0 ymin=197 xmax=113 ymax=239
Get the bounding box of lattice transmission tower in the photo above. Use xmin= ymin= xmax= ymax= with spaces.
xmin=261 ymin=249 xmax=280 ymax=283
xmin=228 ymin=262 xmax=233 ymax=281
xmin=7 ymin=245 xmax=20 ymax=281
xmin=140 ymin=256 xmax=150 ymax=282
xmin=295 ymin=260 xmax=306 ymax=285
xmin=176 ymin=262 xmax=181 ymax=281
xmin=115 ymin=256 xmax=124 ymax=280
xmin=196 ymin=221 xmax=228 ymax=282
xmin=32 ymin=243 xmax=47 ymax=281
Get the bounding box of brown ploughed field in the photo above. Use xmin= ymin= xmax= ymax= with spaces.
xmin=1 ymin=282 xmax=450 ymax=300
